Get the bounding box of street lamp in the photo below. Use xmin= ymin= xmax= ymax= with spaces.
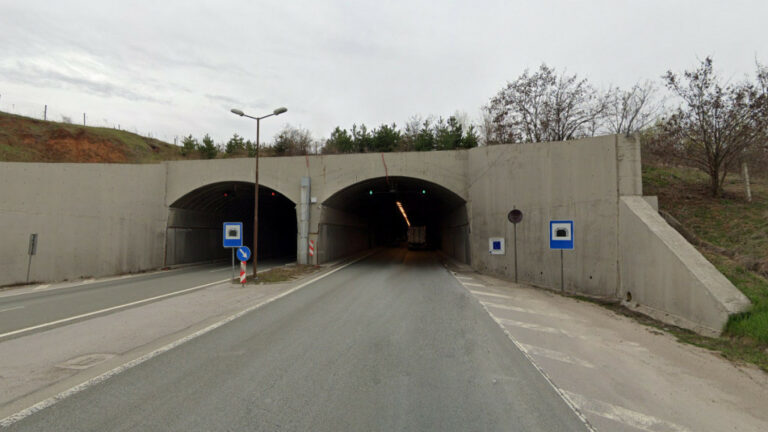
xmin=230 ymin=106 xmax=288 ymax=279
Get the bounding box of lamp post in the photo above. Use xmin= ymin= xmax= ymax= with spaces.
xmin=230 ymin=106 xmax=288 ymax=279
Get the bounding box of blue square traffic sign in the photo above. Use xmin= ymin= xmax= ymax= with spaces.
xmin=550 ymin=220 xmax=574 ymax=250
xmin=223 ymin=222 xmax=243 ymax=248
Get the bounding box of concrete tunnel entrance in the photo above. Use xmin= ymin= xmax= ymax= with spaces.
xmin=318 ymin=176 xmax=470 ymax=264
xmin=165 ymin=182 xmax=297 ymax=266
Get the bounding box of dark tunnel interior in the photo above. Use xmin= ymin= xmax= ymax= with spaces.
xmin=322 ymin=176 xmax=470 ymax=262
xmin=166 ymin=182 xmax=297 ymax=265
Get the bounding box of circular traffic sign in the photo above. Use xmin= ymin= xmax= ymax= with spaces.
xmin=507 ymin=209 xmax=523 ymax=224
xmin=236 ymin=246 xmax=251 ymax=262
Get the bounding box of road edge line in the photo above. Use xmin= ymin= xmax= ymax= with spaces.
xmin=449 ymin=271 xmax=598 ymax=432
xmin=0 ymin=253 xmax=372 ymax=427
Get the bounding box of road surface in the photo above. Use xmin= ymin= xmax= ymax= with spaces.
xmin=0 ymin=260 xmax=286 ymax=339
xmin=5 ymin=250 xmax=588 ymax=431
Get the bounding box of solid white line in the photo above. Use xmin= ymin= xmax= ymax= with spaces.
xmin=0 ymin=279 xmax=228 ymax=340
xmin=33 ymin=284 xmax=50 ymax=291
xmin=0 ymin=306 xmax=24 ymax=313
xmin=469 ymin=290 xmax=512 ymax=299
xmin=562 ymin=391 xmax=691 ymax=432
xmin=462 ymin=282 xmax=486 ymax=288
xmin=0 ymin=252 xmax=371 ymax=428
xmin=518 ymin=343 xmax=595 ymax=368
xmin=451 ymin=272 xmax=596 ymax=431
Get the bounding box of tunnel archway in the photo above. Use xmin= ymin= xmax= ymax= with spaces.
xmin=166 ymin=181 xmax=297 ymax=266
xmin=318 ymin=176 xmax=470 ymax=264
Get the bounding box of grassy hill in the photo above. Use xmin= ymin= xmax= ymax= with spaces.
xmin=643 ymin=163 xmax=768 ymax=369
xmin=0 ymin=111 xmax=185 ymax=163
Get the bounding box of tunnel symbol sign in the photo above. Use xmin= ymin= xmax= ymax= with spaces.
xmin=223 ymin=222 xmax=243 ymax=248
xmin=549 ymin=220 xmax=574 ymax=250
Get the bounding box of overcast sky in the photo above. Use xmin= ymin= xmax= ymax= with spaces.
xmin=1 ymin=0 xmax=766 ymax=145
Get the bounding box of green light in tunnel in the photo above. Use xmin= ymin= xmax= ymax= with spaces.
xmin=369 ymin=190 xmax=373 ymax=195
xmin=421 ymin=189 xmax=426 ymax=195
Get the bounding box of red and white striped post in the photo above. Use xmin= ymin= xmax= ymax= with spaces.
xmin=240 ymin=261 xmax=246 ymax=286
xmin=308 ymin=240 xmax=315 ymax=261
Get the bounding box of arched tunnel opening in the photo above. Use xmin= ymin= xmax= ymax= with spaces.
xmin=319 ymin=176 xmax=470 ymax=264
xmin=166 ymin=182 xmax=297 ymax=266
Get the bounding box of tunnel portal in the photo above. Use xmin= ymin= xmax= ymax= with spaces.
xmin=166 ymin=182 xmax=297 ymax=266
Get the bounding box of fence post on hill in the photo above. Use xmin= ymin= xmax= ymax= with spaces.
xmin=742 ymin=162 xmax=752 ymax=203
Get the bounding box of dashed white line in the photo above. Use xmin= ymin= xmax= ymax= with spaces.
xmin=0 ymin=306 xmax=24 ymax=313
xmin=563 ymin=391 xmax=691 ymax=432
xmin=518 ymin=343 xmax=595 ymax=368
xmin=469 ymin=290 xmax=512 ymax=299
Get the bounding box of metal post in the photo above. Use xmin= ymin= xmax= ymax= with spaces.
xmin=560 ymin=249 xmax=564 ymax=293
xmin=231 ymin=248 xmax=235 ymax=282
xmin=513 ymin=224 xmax=518 ymax=283
xmin=44 ymin=105 xmax=47 ymax=121
xmin=253 ymin=118 xmax=260 ymax=279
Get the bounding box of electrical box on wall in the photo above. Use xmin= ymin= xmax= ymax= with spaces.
xmin=489 ymin=237 xmax=505 ymax=255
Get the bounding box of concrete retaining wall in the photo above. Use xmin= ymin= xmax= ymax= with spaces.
xmin=0 ymin=162 xmax=167 ymax=285
xmin=618 ymin=196 xmax=751 ymax=334
xmin=466 ymin=135 xmax=621 ymax=296
xmin=316 ymin=206 xmax=368 ymax=264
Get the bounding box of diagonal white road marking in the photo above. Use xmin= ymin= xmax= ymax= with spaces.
xmin=563 ymin=391 xmax=691 ymax=432
xmin=518 ymin=343 xmax=595 ymax=368
xmin=469 ymin=290 xmax=512 ymax=299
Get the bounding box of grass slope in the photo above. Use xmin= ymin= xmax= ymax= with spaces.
xmin=0 ymin=111 xmax=184 ymax=163
xmin=643 ymin=163 xmax=768 ymax=369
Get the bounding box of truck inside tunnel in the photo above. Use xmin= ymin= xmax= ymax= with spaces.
xmin=165 ymin=182 xmax=297 ymax=266
xmin=319 ymin=176 xmax=470 ymax=264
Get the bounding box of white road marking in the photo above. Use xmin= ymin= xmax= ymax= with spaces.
xmin=0 ymin=279 xmax=229 ymax=340
xmin=33 ymin=284 xmax=50 ymax=290
xmin=518 ymin=343 xmax=595 ymax=368
xmin=481 ymin=301 xmax=574 ymax=320
xmin=563 ymin=391 xmax=691 ymax=432
xmin=455 ymin=276 xmax=474 ymax=280
xmin=498 ymin=318 xmax=587 ymax=339
xmin=469 ymin=290 xmax=512 ymax=299
xmin=473 ymin=302 xmax=597 ymax=431
xmin=0 ymin=252 xmax=373 ymax=428
xmin=208 ymin=267 xmax=230 ymax=273
xmin=0 ymin=306 xmax=24 ymax=313
xmin=462 ymin=282 xmax=486 ymax=288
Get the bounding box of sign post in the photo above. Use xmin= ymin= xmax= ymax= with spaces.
xmin=236 ymin=246 xmax=251 ymax=287
xmin=26 ymin=233 xmax=38 ymax=283
xmin=223 ymin=222 xmax=243 ymax=282
xmin=549 ymin=220 xmax=574 ymax=292
xmin=507 ymin=209 xmax=523 ymax=283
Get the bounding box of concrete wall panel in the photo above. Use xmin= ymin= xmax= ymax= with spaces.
xmin=0 ymin=162 xmax=167 ymax=285
xmin=619 ymin=196 xmax=751 ymax=335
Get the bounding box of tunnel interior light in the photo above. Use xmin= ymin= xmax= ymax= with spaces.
xmin=369 ymin=189 xmax=373 ymax=196
xmin=396 ymin=201 xmax=411 ymax=227
xmin=421 ymin=189 xmax=426 ymax=195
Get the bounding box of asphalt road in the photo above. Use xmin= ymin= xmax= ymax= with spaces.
xmin=0 ymin=259 xmax=286 ymax=339
xmin=5 ymin=249 xmax=588 ymax=431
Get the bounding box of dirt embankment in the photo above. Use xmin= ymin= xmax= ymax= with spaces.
xmin=0 ymin=111 xmax=181 ymax=163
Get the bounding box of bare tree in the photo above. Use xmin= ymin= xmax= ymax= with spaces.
xmin=604 ymin=81 xmax=663 ymax=136
xmin=663 ymin=57 xmax=768 ymax=197
xmin=485 ymin=64 xmax=606 ymax=143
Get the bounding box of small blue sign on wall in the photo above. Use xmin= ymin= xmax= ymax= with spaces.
xmin=223 ymin=222 xmax=243 ymax=248
xmin=550 ymin=220 xmax=574 ymax=250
